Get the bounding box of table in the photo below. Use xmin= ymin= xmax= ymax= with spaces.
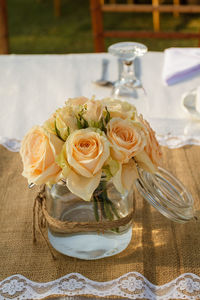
xmin=0 ymin=52 xmax=200 ymax=150
xmin=0 ymin=52 xmax=200 ymax=299
xmin=0 ymin=145 xmax=200 ymax=299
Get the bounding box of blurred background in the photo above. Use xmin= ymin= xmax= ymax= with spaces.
xmin=3 ymin=0 xmax=200 ymax=54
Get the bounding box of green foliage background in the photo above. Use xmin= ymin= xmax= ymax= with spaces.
xmin=7 ymin=0 xmax=200 ymax=54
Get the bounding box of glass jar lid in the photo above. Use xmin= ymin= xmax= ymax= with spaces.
xmin=135 ymin=166 xmax=194 ymax=223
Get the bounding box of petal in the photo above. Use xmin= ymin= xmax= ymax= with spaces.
xmin=93 ymin=135 xmax=110 ymax=174
xmin=111 ymin=164 xmax=125 ymax=195
xmin=122 ymin=160 xmax=138 ymax=191
xmin=67 ymin=96 xmax=88 ymax=106
xmin=112 ymin=160 xmax=138 ymax=194
xmin=66 ymin=169 xmax=102 ymax=201
xmin=43 ymin=117 xmax=56 ymax=135
xmin=135 ymin=150 xmax=157 ymax=173
xmin=49 ymin=132 xmax=64 ymax=157
xmin=44 ymin=139 xmax=55 ymax=168
xmin=110 ymin=146 xmax=127 ymax=163
xmin=32 ymin=163 xmax=61 ymax=185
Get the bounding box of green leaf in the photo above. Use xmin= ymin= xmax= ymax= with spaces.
xmin=102 ymin=165 xmax=112 ymax=181
xmin=82 ymin=116 xmax=89 ymax=128
xmin=67 ymin=126 xmax=70 ymax=136
xmin=93 ymin=196 xmax=99 ymax=222
xmin=99 ymin=117 xmax=107 ymax=133
xmin=55 ymin=146 xmax=70 ymax=177
xmin=55 ymin=121 xmax=65 ymax=142
xmin=99 ymin=197 xmax=106 ymax=219
xmin=107 ymin=199 xmax=120 ymax=219
xmin=105 ymin=106 xmax=111 ymax=124
xmin=76 ymin=113 xmax=89 ymax=129
xmin=90 ymin=120 xmax=98 ymax=128
xmin=103 ymin=158 xmax=119 ymax=179
xmin=103 ymin=199 xmax=114 ymax=221
xmin=76 ymin=116 xmax=83 ymax=129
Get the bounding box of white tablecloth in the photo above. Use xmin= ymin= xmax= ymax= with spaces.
xmin=0 ymin=52 xmax=200 ymax=151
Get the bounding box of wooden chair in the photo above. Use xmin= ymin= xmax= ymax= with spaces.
xmin=101 ymin=0 xmax=180 ymax=32
xmin=90 ymin=0 xmax=200 ymax=52
xmin=152 ymin=0 xmax=180 ymax=32
xmin=0 ymin=0 xmax=9 ymax=54
xmin=38 ymin=0 xmax=61 ymax=17
xmin=54 ymin=0 xmax=61 ymax=17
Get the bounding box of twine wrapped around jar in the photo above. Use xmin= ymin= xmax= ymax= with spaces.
xmin=33 ymin=185 xmax=134 ymax=259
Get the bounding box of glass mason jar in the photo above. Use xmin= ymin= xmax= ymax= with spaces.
xmin=44 ymin=167 xmax=195 ymax=260
xmin=46 ymin=177 xmax=134 ymax=260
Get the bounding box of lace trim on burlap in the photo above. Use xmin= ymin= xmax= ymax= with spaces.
xmin=0 ymin=272 xmax=199 ymax=300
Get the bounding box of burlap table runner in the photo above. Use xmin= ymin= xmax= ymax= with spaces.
xmin=0 ymin=144 xmax=200 ymax=286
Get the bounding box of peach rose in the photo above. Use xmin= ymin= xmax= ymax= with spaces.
xmin=107 ymin=118 xmax=146 ymax=164
xmin=20 ymin=126 xmax=64 ymax=185
xmin=102 ymin=98 xmax=136 ymax=120
xmin=141 ymin=116 xmax=162 ymax=166
xmin=63 ymin=128 xmax=110 ymax=201
xmin=134 ymin=115 xmax=162 ymax=173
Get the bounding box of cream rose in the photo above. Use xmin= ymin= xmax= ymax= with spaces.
xmin=67 ymin=96 xmax=89 ymax=107
xmin=102 ymin=98 xmax=136 ymax=120
xmin=43 ymin=106 xmax=77 ymax=141
xmin=64 ymin=128 xmax=110 ymax=200
xmin=43 ymin=115 xmax=56 ymax=135
xmin=107 ymin=118 xmax=146 ymax=164
xmin=55 ymin=106 xmax=77 ymax=139
xmin=84 ymin=99 xmax=103 ymax=122
xmin=67 ymin=97 xmax=103 ymax=123
xmin=20 ymin=126 xmax=64 ymax=185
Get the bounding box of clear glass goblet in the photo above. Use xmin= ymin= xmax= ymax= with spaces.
xmin=108 ymin=41 xmax=148 ymax=117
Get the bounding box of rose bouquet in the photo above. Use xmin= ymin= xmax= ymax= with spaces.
xmin=20 ymin=97 xmax=162 ymax=221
